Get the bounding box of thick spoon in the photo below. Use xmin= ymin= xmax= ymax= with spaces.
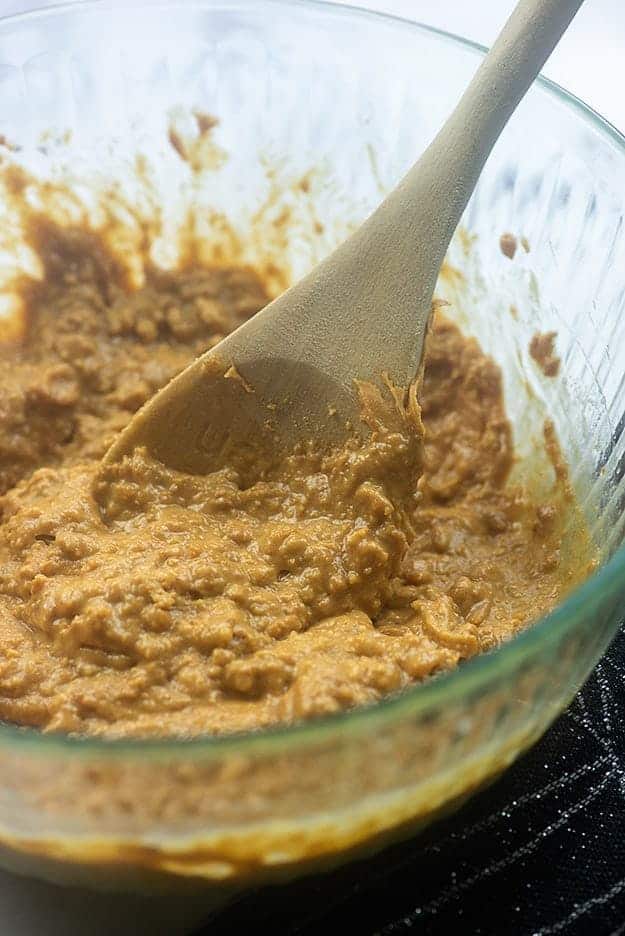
xmin=100 ymin=0 xmax=583 ymax=480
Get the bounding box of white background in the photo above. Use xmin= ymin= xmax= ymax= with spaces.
xmin=0 ymin=1 xmax=623 ymax=934
xmin=3 ymin=0 xmax=625 ymax=130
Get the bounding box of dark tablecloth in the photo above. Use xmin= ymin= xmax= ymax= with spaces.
xmin=198 ymin=627 xmax=625 ymax=935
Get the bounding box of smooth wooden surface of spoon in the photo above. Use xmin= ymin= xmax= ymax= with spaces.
xmin=100 ymin=0 xmax=583 ymax=480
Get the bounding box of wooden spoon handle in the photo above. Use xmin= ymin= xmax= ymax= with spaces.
xmin=406 ymin=0 xmax=585 ymax=250
xmin=256 ymin=0 xmax=586 ymax=395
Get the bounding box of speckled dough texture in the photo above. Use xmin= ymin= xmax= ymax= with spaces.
xmin=0 ymin=221 xmax=593 ymax=738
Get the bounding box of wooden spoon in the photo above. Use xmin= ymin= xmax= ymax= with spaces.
xmin=100 ymin=0 xmax=583 ymax=481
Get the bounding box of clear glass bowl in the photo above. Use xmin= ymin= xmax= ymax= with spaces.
xmin=0 ymin=0 xmax=623 ymax=895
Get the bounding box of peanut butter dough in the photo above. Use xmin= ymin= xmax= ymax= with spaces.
xmin=530 ymin=331 xmax=561 ymax=377
xmin=0 ymin=221 xmax=592 ymax=738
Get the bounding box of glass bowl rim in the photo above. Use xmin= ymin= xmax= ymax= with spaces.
xmin=0 ymin=0 xmax=623 ymax=759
